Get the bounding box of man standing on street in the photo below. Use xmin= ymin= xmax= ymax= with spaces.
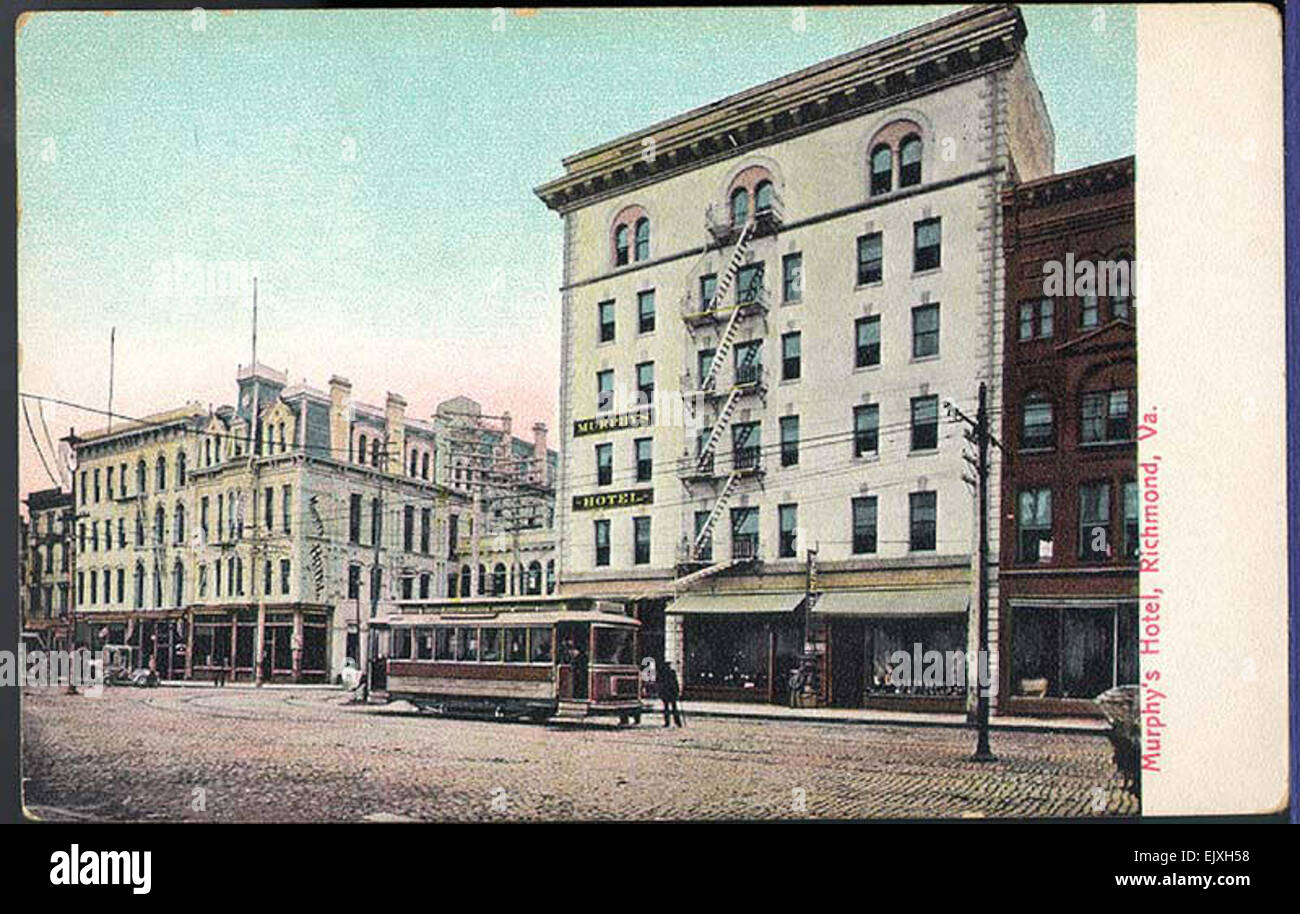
xmin=658 ymin=661 xmax=682 ymax=728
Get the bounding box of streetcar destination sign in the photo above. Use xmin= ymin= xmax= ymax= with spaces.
xmin=572 ymin=488 xmax=654 ymax=511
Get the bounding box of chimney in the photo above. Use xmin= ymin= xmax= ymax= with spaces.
xmin=532 ymin=422 xmax=548 ymax=482
xmin=329 ymin=376 xmax=352 ymax=461
xmin=385 ymin=392 xmax=407 ymax=475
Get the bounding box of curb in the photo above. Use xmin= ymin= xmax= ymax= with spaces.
xmin=652 ymin=704 xmax=1109 ymax=735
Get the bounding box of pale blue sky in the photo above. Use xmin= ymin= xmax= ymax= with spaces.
xmin=16 ymin=5 xmax=1134 ymax=498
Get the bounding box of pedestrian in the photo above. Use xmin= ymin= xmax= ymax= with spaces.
xmin=787 ymin=663 xmax=807 ymax=708
xmin=657 ymin=661 xmax=682 ymax=728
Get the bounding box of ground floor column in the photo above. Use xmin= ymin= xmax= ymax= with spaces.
xmin=184 ymin=610 xmax=194 ymax=680
xmin=292 ymin=609 xmax=303 ymax=682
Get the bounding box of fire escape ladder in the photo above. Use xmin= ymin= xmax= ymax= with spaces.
xmin=693 ymin=471 xmax=740 ymax=556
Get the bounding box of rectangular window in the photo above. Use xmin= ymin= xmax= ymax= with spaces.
xmin=282 ymin=486 xmax=292 ymax=534
xmin=264 ymin=487 xmax=273 ymax=530
xmin=734 ymin=340 xmax=762 ymax=386
xmin=781 ymin=332 xmax=801 ymax=381
xmin=633 ymin=516 xmax=651 ymax=565
xmin=780 ymin=416 xmax=799 ymax=467
xmin=854 ymin=404 xmax=880 ymax=457
xmin=696 ymin=348 xmax=716 ymax=390
xmin=400 ymin=576 xmax=413 ymax=600
xmin=403 ymin=505 xmax=415 ymax=552
xmin=909 ymin=491 xmax=937 ymax=551
xmin=857 ymin=233 xmax=882 ymax=284
xmin=913 ymin=218 xmax=941 ymax=272
xmin=1022 ymin=399 xmax=1055 ymax=450
xmin=200 ymin=497 xmax=210 ymax=542
xmin=782 ymin=252 xmax=803 ymax=302
xmin=1017 ymin=488 xmax=1053 ymax=562
xmin=912 ymin=303 xmax=940 ymax=358
xmin=730 ymin=506 xmax=759 ymax=560
xmin=370 ymin=497 xmax=381 ymax=547
xmin=1020 ymin=298 xmax=1054 ymax=340
xmin=637 ymin=290 xmax=655 ymax=334
xmin=598 ymin=299 xmax=615 ymax=343
xmin=596 ymin=443 xmax=613 ymax=486
xmin=418 ymin=573 xmax=430 ymax=599
xmin=693 ymin=510 xmax=713 ymax=562
xmin=447 ymin=514 xmax=458 ymax=559
xmin=93 ymin=469 xmax=100 ymax=503
xmin=736 ymin=262 xmax=764 ymax=305
xmin=855 ymin=315 xmax=881 ymax=368
xmin=636 ymin=361 xmax=655 ymax=406
xmin=1080 ymin=294 xmax=1099 ymax=328
xmin=348 ymin=494 xmax=362 ymax=544
xmin=1123 ymin=481 xmax=1140 ymax=559
xmin=1081 ymin=389 xmax=1134 ymax=443
xmin=700 ymin=274 xmax=717 ymax=311
xmin=594 ymin=519 xmax=610 ymax=567
xmin=634 ymin=437 xmax=653 ymax=482
xmin=1079 ymin=482 xmax=1111 ymax=561
xmin=778 ymin=504 xmax=797 ymax=558
xmin=731 ymin=421 xmax=761 ymax=471
xmin=420 ymin=508 xmax=431 ymax=554
xmin=280 ymin=559 xmax=291 ymax=595
xmin=910 ymin=395 xmax=939 ymax=451
xmin=263 ymin=560 xmax=273 ymax=597
xmin=596 ymin=370 xmax=614 ymax=413
xmin=852 ymin=496 xmax=878 ymax=554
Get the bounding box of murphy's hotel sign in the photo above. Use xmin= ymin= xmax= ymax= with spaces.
xmin=573 ymin=408 xmax=653 ymax=437
xmin=572 ymin=488 xmax=653 ymax=511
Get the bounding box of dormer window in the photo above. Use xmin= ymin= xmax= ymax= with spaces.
xmin=870 ymin=145 xmax=892 ymax=195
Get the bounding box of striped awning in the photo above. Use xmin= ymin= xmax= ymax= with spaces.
xmin=812 ymin=587 xmax=969 ymax=617
xmin=667 ymin=592 xmax=804 ymax=614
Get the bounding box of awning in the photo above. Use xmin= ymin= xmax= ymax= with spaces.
xmin=812 ymin=587 xmax=969 ymax=617
xmin=668 ymin=592 xmax=804 ymax=614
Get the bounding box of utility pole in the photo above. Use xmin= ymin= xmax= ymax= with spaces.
xmin=362 ymin=429 xmax=388 ymax=703
xmin=949 ymin=382 xmax=998 ymax=762
xmin=249 ymin=277 xmax=266 ymax=687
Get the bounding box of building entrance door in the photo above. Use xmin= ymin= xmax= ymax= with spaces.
xmin=830 ymin=620 xmax=864 ymax=708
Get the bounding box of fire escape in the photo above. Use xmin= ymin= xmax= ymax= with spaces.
xmin=675 ymin=191 xmax=783 ymax=589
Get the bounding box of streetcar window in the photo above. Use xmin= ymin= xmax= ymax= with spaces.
xmin=505 ymin=628 xmax=527 ymax=663
xmin=415 ymin=627 xmax=434 ymax=661
xmin=392 ymin=628 xmax=412 ymax=660
xmin=434 ymin=627 xmax=454 ymax=661
xmin=455 ymin=627 xmax=479 ymax=662
xmin=480 ymin=628 xmax=502 ymax=662
xmin=529 ymin=627 xmax=553 ymax=664
xmin=594 ymin=627 xmax=634 ymax=665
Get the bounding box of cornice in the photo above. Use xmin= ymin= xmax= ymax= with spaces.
xmin=535 ymin=4 xmax=1027 ymax=214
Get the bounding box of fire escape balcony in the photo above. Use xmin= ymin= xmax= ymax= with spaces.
xmin=695 ymin=363 xmax=768 ymax=400
xmin=680 ymin=282 xmax=770 ymax=329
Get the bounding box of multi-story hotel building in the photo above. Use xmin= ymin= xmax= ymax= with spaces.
xmin=998 ymin=155 xmax=1137 ymax=715
xmin=64 ymin=365 xmax=472 ymax=682
xmin=537 ymin=5 xmax=1054 ymax=708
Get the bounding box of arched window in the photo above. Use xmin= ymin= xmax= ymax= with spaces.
xmin=492 ymin=563 xmax=507 ymax=596
xmin=614 ymin=225 xmax=630 ymax=266
xmin=154 ymin=506 xmax=166 ymax=544
xmin=371 ymin=439 xmax=381 ymax=467
xmin=135 ymin=514 xmax=145 ymax=547
xmin=421 ymin=452 xmax=430 ymax=480
xmin=899 ymin=135 xmax=922 ymax=187
xmin=205 ymin=439 xmax=212 ymax=467
xmin=1021 ymin=395 xmax=1055 ymax=451
xmin=134 ymin=563 xmax=145 ymax=609
xmin=459 ymin=564 xmax=472 ymax=598
xmin=278 ymin=422 xmax=286 ymax=453
xmin=172 ymin=561 xmax=184 ymax=607
xmin=478 ymin=564 xmax=487 ymax=595
xmin=174 ymin=503 xmax=186 ymax=544
xmin=730 ymin=187 xmax=749 ymax=226
xmin=177 ymin=451 xmax=187 ymax=487
xmin=870 ymin=144 xmax=893 ymax=195
xmin=136 ymin=460 xmax=147 ymax=494
xmin=754 ymin=180 xmax=774 ymax=213
xmin=410 ymin=449 xmax=418 ymax=476
xmin=153 ymin=569 xmax=163 ymax=608
xmin=546 ymin=559 xmax=556 ymax=594
xmin=634 ymin=218 xmax=650 ymax=261
xmin=358 ymin=434 xmax=368 ymax=465
xmin=527 ymin=560 xmax=542 ymax=595
xmin=155 ymin=456 xmax=167 ymax=491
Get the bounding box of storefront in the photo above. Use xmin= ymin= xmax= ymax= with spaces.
xmin=1003 ymin=600 xmax=1138 ymax=714
xmin=814 ymin=586 xmax=970 ymax=712
xmin=669 ymin=593 xmax=805 ymax=703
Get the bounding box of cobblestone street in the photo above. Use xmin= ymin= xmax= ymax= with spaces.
xmin=22 ymin=686 xmax=1137 ymax=822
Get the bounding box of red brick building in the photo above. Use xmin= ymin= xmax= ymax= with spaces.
xmin=998 ymin=156 xmax=1137 ymax=716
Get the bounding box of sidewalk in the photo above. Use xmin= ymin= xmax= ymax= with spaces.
xmin=660 ymin=700 xmax=1108 ymax=734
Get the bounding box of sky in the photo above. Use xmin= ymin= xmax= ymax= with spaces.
xmin=15 ymin=5 xmax=1136 ymax=502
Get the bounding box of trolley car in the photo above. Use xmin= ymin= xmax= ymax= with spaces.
xmin=379 ymin=596 xmax=643 ymax=724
